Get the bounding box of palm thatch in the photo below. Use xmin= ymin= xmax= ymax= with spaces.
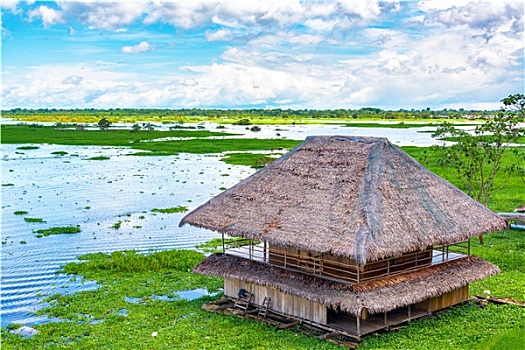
xmin=181 ymin=136 xmax=506 ymax=264
xmin=195 ymin=253 xmax=499 ymax=316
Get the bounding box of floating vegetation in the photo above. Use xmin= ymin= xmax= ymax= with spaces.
xmin=151 ymin=206 xmax=188 ymax=214
xmin=16 ymin=146 xmax=39 ymax=150
xmin=86 ymin=156 xmax=110 ymax=161
xmin=51 ymin=151 xmax=68 ymax=156
xmin=24 ymin=217 xmax=46 ymax=223
xmin=14 ymin=210 xmax=28 ymax=215
xmin=221 ymin=153 xmax=278 ymax=168
xmin=3 ymin=183 xmax=15 ymax=187
xmin=34 ymin=226 xmax=81 ymax=237
xmin=111 ymin=221 xmax=122 ymax=229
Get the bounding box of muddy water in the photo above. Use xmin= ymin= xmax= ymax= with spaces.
xmin=0 ymin=123 xmax=444 ymax=327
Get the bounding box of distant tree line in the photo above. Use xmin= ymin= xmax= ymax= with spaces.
xmin=2 ymin=107 xmax=499 ymax=120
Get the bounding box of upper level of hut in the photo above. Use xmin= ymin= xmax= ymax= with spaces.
xmin=181 ymin=136 xmax=506 ymax=267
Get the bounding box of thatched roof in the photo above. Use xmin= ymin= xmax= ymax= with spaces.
xmin=194 ymin=253 xmax=499 ymax=316
xmin=181 ymin=136 xmax=507 ymax=264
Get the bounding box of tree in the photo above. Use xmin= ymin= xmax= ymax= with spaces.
xmin=432 ymin=93 xmax=524 ymax=243
xmin=97 ymin=117 xmax=112 ymax=130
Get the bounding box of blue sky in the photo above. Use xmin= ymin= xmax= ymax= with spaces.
xmin=1 ymin=1 xmax=523 ymax=110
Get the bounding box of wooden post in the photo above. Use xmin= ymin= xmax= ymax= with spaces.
xmin=222 ymin=232 xmax=225 ymax=253
xmin=468 ymin=239 xmax=471 ymax=256
xmin=408 ymin=305 xmax=411 ymax=319
xmin=264 ymin=241 xmax=267 ymax=263
xmin=356 ymin=316 xmax=360 ymax=335
xmin=384 ymin=312 xmax=387 ymax=326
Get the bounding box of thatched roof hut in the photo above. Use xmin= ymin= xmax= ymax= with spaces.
xmin=181 ymin=136 xmax=505 ymax=337
xmin=181 ymin=136 xmax=507 ymax=264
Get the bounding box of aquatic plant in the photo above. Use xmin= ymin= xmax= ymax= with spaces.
xmin=24 ymin=218 xmax=46 ymax=223
xmin=86 ymin=156 xmax=110 ymax=161
xmin=14 ymin=211 xmax=28 ymax=215
xmin=111 ymin=221 xmax=122 ymax=230
xmin=16 ymin=146 xmax=39 ymax=150
xmin=151 ymin=206 xmax=188 ymax=214
xmin=34 ymin=226 xmax=81 ymax=237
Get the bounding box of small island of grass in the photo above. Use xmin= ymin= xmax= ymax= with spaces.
xmin=34 ymin=226 xmax=81 ymax=237
xmin=151 ymin=206 xmax=189 ymax=214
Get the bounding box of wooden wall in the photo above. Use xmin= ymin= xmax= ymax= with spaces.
xmin=224 ymin=277 xmax=328 ymax=325
xmin=416 ymin=285 xmax=469 ymax=312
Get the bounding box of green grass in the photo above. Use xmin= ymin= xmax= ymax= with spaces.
xmin=151 ymin=206 xmax=188 ymax=214
xmin=16 ymin=145 xmax=39 ymax=150
xmin=0 ymin=250 xmax=338 ymax=350
xmin=221 ymin=152 xmax=280 ymax=168
xmin=85 ymin=156 xmax=110 ymax=161
xmin=34 ymin=226 xmax=81 ymax=237
xmin=13 ymin=210 xmax=28 ymax=215
xmin=1 ymin=125 xmax=297 ymax=156
xmin=111 ymin=221 xmax=122 ymax=229
xmin=403 ymin=146 xmax=524 ymax=212
xmin=2 ymin=232 xmax=523 ymax=350
xmin=344 ymin=122 xmax=478 ymax=129
xmin=51 ymin=151 xmax=68 ymax=156
xmin=130 ymin=138 xmax=300 ymax=156
xmin=0 ymin=125 xmax=236 ymax=147
xmin=24 ymin=217 xmax=45 ymax=223
xmin=438 ymin=135 xmax=525 ymax=144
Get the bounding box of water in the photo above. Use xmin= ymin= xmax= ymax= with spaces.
xmin=0 ymin=123 xmax=445 ymax=327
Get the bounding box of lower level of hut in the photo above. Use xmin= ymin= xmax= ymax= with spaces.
xmin=224 ymin=276 xmax=469 ymax=338
xmin=194 ymin=253 xmax=500 ymax=339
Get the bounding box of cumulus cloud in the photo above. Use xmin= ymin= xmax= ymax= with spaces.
xmin=205 ymin=28 xmax=233 ymax=42
xmin=121 ymin=42 xmax=152 ymax=54
xmin=423 ymin=1 xmax=523 ymax=33
xmin=25 ymin=1 xmax=387 ymax=32
xmin=62 ymin=75 xmax=83 ymax=85
xmin=28 ymin=5 xmax=63 ymax=28
xmin=59 ymin=2 xmax=148 ymax=30
xmin=2 ymin=1 xmax=522 ymax=110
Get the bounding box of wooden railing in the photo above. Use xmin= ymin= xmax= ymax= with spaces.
xmin=224 ymin=240 xmax=470 ymax=285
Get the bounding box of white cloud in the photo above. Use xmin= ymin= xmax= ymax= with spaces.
xmin=205 ymin=28 xmax=233 ymax=42
xmin=62 ymin=75 xmax=83 ymax=85
xmin=28 ymin=5 xmax=63 ymax=28
xmin=2 ymin=1 xmax=522 ymax=110
xmin=422 ymin=1 xmax=523 ymax=33
xmin=121 ymin=42 xmax=152 ymax=54
xmin=59 ymin=2 xmax=149 ymax=30
xmin=417 ymin=0 xmax=479 ymax=12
